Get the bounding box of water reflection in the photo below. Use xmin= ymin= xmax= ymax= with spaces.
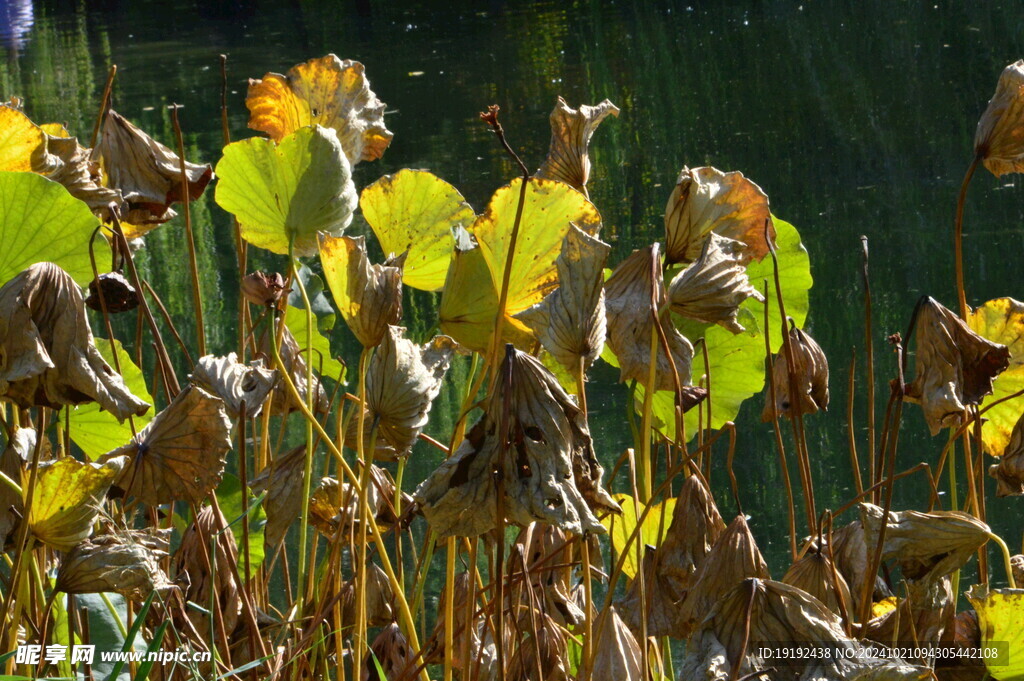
xmin=0 ymin=0 xmax=33 ymax=52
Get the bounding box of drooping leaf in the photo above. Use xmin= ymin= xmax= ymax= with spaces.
xmin=94 ymin=110 xmax=212 ymax=226
xmin=535 ymin=96 xmax=620 ymax=197
xmin=308 ymin=469 xmax=401 ymax=541
xmin=974 ymin=59 xmax=1024 ymax=178
xmin=0 ymin=105 xmax=50 ymax=172
xmin=600 ymin=493 xmax=677 ymax=579
xmin=414 ymin=348 xmax=618 ymax=538
xmin=56 ymin=530 xmax=173 ymax=600
xmin=363 ymin=623 xmax=415 ymax=681
xmin=26 ymin=455 xmax=126 ymax=551
xmin=191 ymin=352 xmax=277 ymax=420
xmin=781 ymin=546 xmax=852 ymax=616
xmin=104 ymin=385 xmax=232 ymax=506
xmin=761 ymin=325 xmax=830 ymax=421
xmin=990 ymin=411 xmax=1024 ymax=496
xmin=517 ymin=225 xmax=610 ymax=374
xmin=0 ymin=263 xmax=150 ymax=418
xmin=360 ymin=169 xmax=475 ymax=291
xmin=249 ymin=445 xmax=304 ymax=550
xmin=589 ymin=606 xmax=643 ymax=681
xmin=172 ymin=505 xmax=240 ymax=641
xmin=664 ymin=166 xmax=773 ymax=265
xmin=968 ymin=297 xmax=1024 ymax=455
xmin=44 ymin=134 xmax=122 ymax=216
xmin=906 ymin=297 xmax=1010 ymax=436
xmin=318 ymin=234 xmax=403 ymax=348
xmin=246 ymin=55 xmax=392 ymax=165
xmin=473 ymin=178 xmax=602 ymax=321
xmin=0 ymin=172 xmax=104 ymax=287
xmin=215 ymin=125 xmax=358 ymax=257
xmin=65 ymin=338 xmax=154 ymax=460
xmin=966 ymin=585 xmax=1024 ymax=681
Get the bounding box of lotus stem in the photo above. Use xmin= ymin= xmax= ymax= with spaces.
xmin=954 ymin=154 xmax=982 ymax=320
xmin=89 ymin=64 xmax=116 ymax=149
xmin=353 ymin=346 xmax=374 ymax=681
xmin=171 ymin=104 xmax=207 ymax=357
xmin=443 ymin=536 xmax=457 ymax=681
xmin=847 ymin=350 xmax=864 ymax=495
xmin=860 ymin=236 xmax=876 ymax=491
xmin=988 ymin=532 xmax=1017 ymax=589
xmin=638 ymin=320 xmax=659 ymax=502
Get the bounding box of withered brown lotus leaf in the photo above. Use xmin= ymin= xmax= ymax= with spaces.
xmin=905 ymin=297 xmax=1010 ymax=435
xmin=246 ymin=55 xmax=392 ymax=166
xmin=362 ymin=622 xmax=414 ymax=681
xmin=0 ymin=262 xmax=150 ymax=418
xmin=1013 ymin=554 xmax=1024 ymax=587
xmin=94 ymin=110 xmax=212 ymax=225
xmin=173 ymin=505 xmax=239 ymax=641
xmin=762 ymin=325 xmax=830 ymax=422
xmin=989 ymin=410 xmax=1024 ymax=496
xmin=618 ymin=543 xmax=684 ymax=638
xmin=589 ymin=605 xmax=643 ymax=681
xmin=859 ymin=502 xmax=991 ymax=585
xmin=319 ymin=234 xmax=404 ymax=348
xmin=658 ymin=474 xmax=727 ymax=590
xmin=105 ymin=385 xmax=232 ymax=506
xmin=85 ymin=272 xmax=139 ymax=314
xmin=668 ymin=233 xmax=765 ymax=334
xmin=248 ymin=445 xmax=305 ymax=549
xmin=350 ymin=326 xmax=457 ymax=460
xmin=44 ymin=133 xmax=123 ymax=217
xmin=781 ymin=547 xmax=853 ymax=617
xmin=514 ymin=523 xmax=585 ymax=628
xmin=829 ymin=521 xmax=877 ymax=609
xmin=0 ymin=432 xmax=24 ymax=549
xmin=535 ymin=97 xmax=619 ymax=197
xmin=680 ymin=578 xmax=928 ymax=681
xmin=517 ymin=225 xmax=610 ymax=374
xmin=56 ymin=530 xmax=173 ymax=600
xmin=414 ymin=347 xmax=618 ymax=538
xmin=866 ymin=576 xmax=955 ymax=659
xmin=258 ymin=322 xmax=329 ymax=414
xmin=677 ymin=515 xmax=770 ymax=638
xmin=605 ymin=244 xmax=698 ymax=393
xmin=308 ymin=468 xmax=402 ymax=540
xmin=508 ymin=610 xmax=569 ymax=681
xmin=974 ymin=59 xmax=1024 ymax=178
xmin=341 ymin=562 xmax=395 ymax=627
xmin=191 ymin=352 xmax=278 ymax=420
xmin=664 ymin=166 xmax=773 ymax=265
xmin=430 ymin=571 xmax=474 ymax=667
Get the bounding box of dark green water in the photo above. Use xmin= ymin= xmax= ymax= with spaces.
xmin=3 ymin=0 xmax=1023 ymax=603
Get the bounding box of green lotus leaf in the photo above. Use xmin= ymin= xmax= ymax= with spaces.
xmin=626 ymin=217 xmax=812 ymax=440
xmin=599 ymin=493 xmax=677 ymax=579
xmin=216 ymin=472 xmax=267 ymax=577
xmin=0 ymin=171 xmax=103 ymax=287
xmin=284 ymin=305 xmax=346 ymax=384
xmin=968 ymin=297 xmax=1024 ymax=456
xmin=64 ymin=338 xmax=154 ymax=460
xmin=361 ymin=169 xmax=475 ymax=291
xmin=214 ymin=125 xmax=357 ymax=257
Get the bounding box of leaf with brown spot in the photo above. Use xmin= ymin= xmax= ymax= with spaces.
xmin=664 ymin=165 xmax=773 ymax=265
xmin=0 ymin=263 xmax=150 ymax=419
xmin=104 ymin=385 xmax=232 ymax=506
xmin=246 ymin=55 xmax=392 ymax=165
xmin=535 ymin=96 xmax=619 ymax=197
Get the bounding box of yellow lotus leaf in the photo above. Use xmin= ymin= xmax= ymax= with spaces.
xmin=966 ymin=585 xmax=1023 ymax=680
xmin=975 ymin=59 xmax=1024 ymax=178
xmin=437 ymin=244 xmax=533 ymax=354
xmin=360 ymin=169 xmax=475 ymax=291
xmin=26 ymin=455 xmax=126 ymax=551
xmin=990 ymin=411 xmax=1024 ymax=496
xmin=473 ymin=178 xmax=602 ymax=319
xmin=40 ymin=123 xmax=70 ymax=138
xmin=0 ymin=105 xmax=49 ymax=172
xmin=664 ymin=166 xmax=773 ymax=265
xmin=246 ymin=55 xmax=392 ymax=165
xmin=600 ymin=493 xmax=677 ymax=579
xmin=318 ymin=234 xmax=403 ymax=348
xmin=104 ymin=385 xmax=232 ymax=506
xmin=535 ymin=96 xmax=619 ymax=197
xmin=969 ymin=297 xmax=1024 ymax=455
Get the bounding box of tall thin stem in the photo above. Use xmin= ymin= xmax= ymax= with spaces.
xmin=954 ymin=155 xmax=982 ymax=320
xmin=170 ymin=104 xmax=206 ymax=356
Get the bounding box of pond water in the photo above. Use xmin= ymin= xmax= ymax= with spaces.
xmin=3 ymin=0 xmax=1023 ymax=601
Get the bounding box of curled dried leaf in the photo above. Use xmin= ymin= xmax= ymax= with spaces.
xmin=0 ymin=262 xmax=150 ymax=419
xmin=319 ymin=234 xmax=404 ymax=348
xmin=680 ymin=578 xmax=928 ymax=681
xmin=94 ymin=110 xmax=212 ymax=226
xmin=191 ymin=352 xmax=278 ymax=420
xmin=589 ymin=606 xmax=643 ymax=681
xmin=866 ymin=576 xmax=956 ymax=659
xmin=85 ymin=272 xmax=139 ymax=314
xmin=248 ymin=445 xmax=305 ymax=549
xmin=677 ymin=515 xmax=770 ymax=638
xmin=975 ymin=60 xmax=1024 ymax=178
xmin=340 ymin=562 xmax=395 ymax=628
xmin=517 ymin=225 xmax=610 ymax=373
xmin=430 ymin=571 xmax=480 ymax=669
xmin=507 ymin=610 xmax=569 ymax=681
xmin=348 ymin=326 xmax=456 ymax=460
xmin=308 ymin=469 xmax=402 ymax=540
xmin=514 ymin=523 xmax=585 ymax=628
xmin=535 ymin=96 xmax=619 ymax=197
xmin=859 ymin=502 xmax=991 ymax=585
xmin=105 ymin=385 xmax=232 ymax=506
xmin=258 ymin=322 xmax=328 ymax=414
xmin=989 ymin=410 xmax=1024 ymax=496
xmin=782 ymin=547 xmax=853 ymax=617
xmin=664 ymin=166 xmax=773 ymax=265
xmin=605 ymin=244 xmax=698 ymax=394
xmin=56 ymin=530 xmax=173 ymax=600
xmin=0 ymin=433 xmax=24 ymax=549
xmin=27 ymin=455 xmax=126 ymax=551
xmin=414 ymin=347 xmax=618 ymax=538
xmin=906 ymin=297 xmax=1009 ymax=435
xmin=761 ymin=325 xmax=830 ymax=421
xmin=246 ymin=55 xmax=392 ymax=165
xmin=362 ymin=622 xmax=414 ymax=681
xmin=44 ymin=133 xmax=123 ymax=217
xmin=173 ymin=505 xmax=240 ymax=641
xmin=668 ymin=233 xmax=765 ymax=334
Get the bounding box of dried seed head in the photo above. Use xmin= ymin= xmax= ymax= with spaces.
xmin=241 ymin=271 xmax=288 ymax=307
xmin=85 ymin=271 xmax=138 ymax=313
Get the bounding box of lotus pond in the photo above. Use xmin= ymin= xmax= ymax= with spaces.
xmin=2 ymin=2 xmax=1024 ymax=680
